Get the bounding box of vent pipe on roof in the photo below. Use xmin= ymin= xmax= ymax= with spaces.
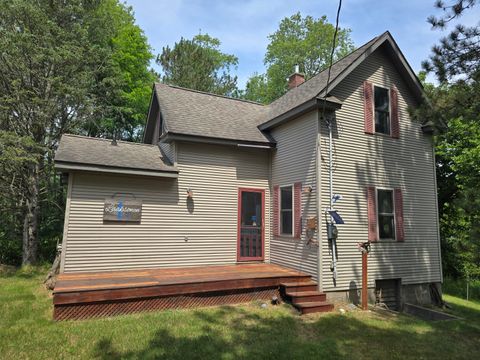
xmin=287 ymin=65 xmax=305 ymax=89
xmin=111 ymin=128 xmax=118 ymax=146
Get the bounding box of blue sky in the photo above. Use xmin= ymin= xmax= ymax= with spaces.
xmin=125 ymin=0 xmax=480 ymax=87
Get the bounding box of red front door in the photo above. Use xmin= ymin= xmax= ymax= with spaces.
xmin=237 ymin=188 xmax=265 ymax=261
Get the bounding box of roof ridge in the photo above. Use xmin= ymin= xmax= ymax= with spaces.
xmin=62 ymin=134 xmax=158 ymax=147
xmin=155 ymin=83 xmax=266 ymax=107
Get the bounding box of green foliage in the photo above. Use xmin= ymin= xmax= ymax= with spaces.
xmin=423 ymin=0 xmax=479 ymax=82
xmin=0 ymin=0 xmax=155 ymax=264
xmin=0 ymin=132 xmax=44 ymax=265
xmin=243 ymin=13 xmax=355 ymax=103
xmin=157 ymin=34 xmax=238 ymax=96
xmin=444 ymin=276 xmax=480 ymax=301
xmin=420 ymin=2 xmax=480 ymax=280
xmin=84 ymin=0 xmax=156 ymax=141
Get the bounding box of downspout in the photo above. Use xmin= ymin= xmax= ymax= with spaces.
xmin=328 ymin=113 xmax=338 ymax=284
xmin=316 ymin=111 xmax=323 ymax=291
xmin=432 ymin=140 xmax=443 ymax=283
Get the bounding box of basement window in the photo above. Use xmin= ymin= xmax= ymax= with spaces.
xmin=377 ymin=189 xmax=395 ymax=240
xmin=280 ymin=186 xmax=293 ymax=236
xmin=374 ymin=86 xmax=390 ymax=135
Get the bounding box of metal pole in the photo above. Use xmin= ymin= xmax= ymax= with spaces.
xmin=317 ymin=113 xmax=323 ymax=292
xmin=362 ymin=251 xmax=368 ymax=310
xmin=467 ymin=272 xmax=469 ymax=301
xmin=328 ymin=117 xmax=333 ymax=209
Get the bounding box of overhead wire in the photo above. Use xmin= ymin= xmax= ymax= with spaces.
xmin=321 ymin=0 xmax=342 ymax=175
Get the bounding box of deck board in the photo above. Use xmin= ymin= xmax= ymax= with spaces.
xmin=54 ymin=264 xmax=308 ymax=293
xmin=52 ymin=264 xmax=313 ymax=319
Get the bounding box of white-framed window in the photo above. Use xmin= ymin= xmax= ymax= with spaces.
xmin=374 ymin=86 xmax=390 ymax=135
xmin=377 ymin=188 xmax=396 ymax=240
xmin=280 ymin=185 xmax=293 ymax=236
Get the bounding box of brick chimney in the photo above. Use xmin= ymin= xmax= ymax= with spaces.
xmin=288 ymin=65 xmax=305 ymax=89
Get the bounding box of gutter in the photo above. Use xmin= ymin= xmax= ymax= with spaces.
xmin=159 ymin=132 xmax=276 ymax=149
xmin=55 ymin=161 xmax=179 ymax=178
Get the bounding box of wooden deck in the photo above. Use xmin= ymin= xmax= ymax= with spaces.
xmin=53 ymin=264 xmax=315 ymax=320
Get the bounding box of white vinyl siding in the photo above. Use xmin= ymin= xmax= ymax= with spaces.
xmin=270 ymin=110 xmax=318 ymax=280
xmin=319 ymin=46 xmax=441 ymax=291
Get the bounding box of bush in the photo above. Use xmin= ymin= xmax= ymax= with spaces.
xmin=443 ymin=276 xmax=480 ymax=301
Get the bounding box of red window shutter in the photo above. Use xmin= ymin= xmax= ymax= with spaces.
xmin=273 ymin=185 xmax=280 ymax=237
xmin=294 ymin=182 xmax=302 ymax=239
xmin=394 ymin=188 xmax=405 ymax=241
xmin=390 ymin=86 xmax=400 ymax=138
xmin=363 ymin=81 xmax=374 ymax=134
xmin=367 ymin=187 xmax=377 ymax=242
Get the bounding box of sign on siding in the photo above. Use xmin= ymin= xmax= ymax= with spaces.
xmin=103 ymin=198 xmax=142 ymax=223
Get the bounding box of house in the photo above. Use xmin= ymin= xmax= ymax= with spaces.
xmin=53 ymin=31 xmax=442 ymax=320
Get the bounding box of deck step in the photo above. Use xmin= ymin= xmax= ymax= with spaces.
xmin=280 ymin=281 xmax=334 ymax=315
xmin=293 ymin=301 xmax=335 ymax=315
xmin=280 ymin=281 xmax=318 ymax=292
xmin=286 ymin=290 xmax=327 ymax=303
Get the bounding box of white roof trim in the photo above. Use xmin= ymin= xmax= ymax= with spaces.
xmin=56 ymin=162 xmax=179 ymax=178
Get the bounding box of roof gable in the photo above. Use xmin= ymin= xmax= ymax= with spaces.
xmin=143 ymin=32 xmax=424 ymax=143
xmin=260 ymin=31 xmax=424 ymax=130
xmin=148 ymin=83 xmax=273 ymax=146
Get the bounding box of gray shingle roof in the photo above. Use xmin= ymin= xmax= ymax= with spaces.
xmin=154 ymin=34 xmax=384 ymax=143
xmin=155 ymin=83 xmax=271 ymax=143
xmin=150 ymin=31 xmax=424 ymax=145
xmin=55 ymin=134 xmax=177 ymax=174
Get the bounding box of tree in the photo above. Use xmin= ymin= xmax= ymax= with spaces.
xmin=419 ymin=1 xmax=480 ymax=279
xmin=243 ymin=13 xmax=355 ymax=103
xmin=84 ymin=0 xmax=156 ymax=141
xmin=423 ymin=0 xmax=479 ymax=82
xmin=0 ymin=0 xmax=155 ymax=265
xmin=157 ymin=34 xmax=238 ymax=96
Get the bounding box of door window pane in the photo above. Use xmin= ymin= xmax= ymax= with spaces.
xmin=241 ymin=192 xmax=262 ymax=226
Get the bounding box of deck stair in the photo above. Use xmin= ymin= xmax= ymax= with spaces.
xmin=281 ymin=279 xmax=334 ymax=315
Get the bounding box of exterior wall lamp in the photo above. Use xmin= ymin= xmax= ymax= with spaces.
xmin=303 ymin=185 xmax=313 ymax=194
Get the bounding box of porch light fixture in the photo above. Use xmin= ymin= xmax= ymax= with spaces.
xmin=303 ymin=185 xmax=313 ymax=194
xmin=186 ymin=188 xmax=193 ymax=198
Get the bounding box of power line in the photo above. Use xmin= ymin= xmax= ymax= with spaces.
xmin=323 ymin=0 xmax=342 ymax=107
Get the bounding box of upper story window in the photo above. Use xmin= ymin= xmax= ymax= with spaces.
xmin=377 ymin=189 xmax=395 ymax=240
xmin=374 ymin=86 xmax=390 ymax=135
xmin=280 ymin=185 xmax=293 ymax=236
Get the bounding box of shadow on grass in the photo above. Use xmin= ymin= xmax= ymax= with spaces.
xmin=92 ymin=304 xmax=480 ymax=360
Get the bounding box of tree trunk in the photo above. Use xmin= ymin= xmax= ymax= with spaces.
xmin=44 ymin=249 xmax=61 ymax=290
xmin=22 ymin=163 xmax=40 ymax=265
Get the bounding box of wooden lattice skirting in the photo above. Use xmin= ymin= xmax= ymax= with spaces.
xmin=54 ymin=287 xmax=280 ymax=321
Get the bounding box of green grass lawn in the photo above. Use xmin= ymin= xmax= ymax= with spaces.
xmin=1 ymin=268 xmax=480 ymax=360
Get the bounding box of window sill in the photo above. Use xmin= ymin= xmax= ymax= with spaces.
xmin=374 ymin=132 xmax=393 ymax=138
xmin=376 ymin=238 xmax=399 ymax=242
